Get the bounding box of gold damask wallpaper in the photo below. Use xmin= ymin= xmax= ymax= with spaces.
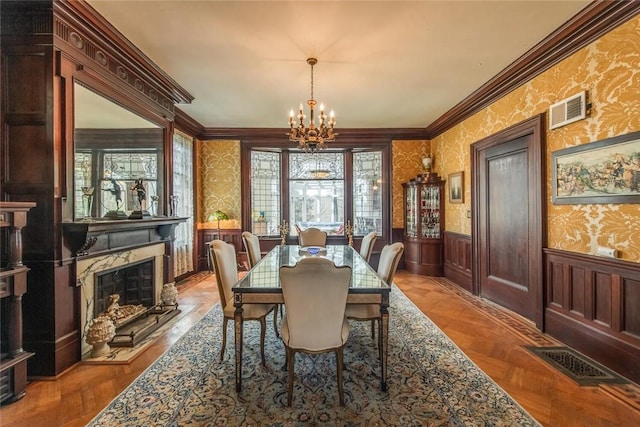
xmin=391 ymin=140 xmax=431 ymax=229
xmin=432 ymin=16 xmax=640 ymax=262
xmin=197 ymin=140 xmax=242 ymax=229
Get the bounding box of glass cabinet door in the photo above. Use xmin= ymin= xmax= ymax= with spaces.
xmin=420 ymin=185 xmax=440 ymax=238
xmin=405 ymin=186 xmax=417 ymax=237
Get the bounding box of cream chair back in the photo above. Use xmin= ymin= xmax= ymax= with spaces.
xmin=242 ymin=231 xmax=262 ymax=268
xmin=279 ymin=257 xmax=351 ymax=351
xmin=298 ymin=227 xmax=327 ymax=247
xmin=210 ymin=240 xmax=238 ymax=308
xmin=377 ymin=242 xmax=404 ymax=285
xmin=359 ymin=232 xmax=378 ymax=263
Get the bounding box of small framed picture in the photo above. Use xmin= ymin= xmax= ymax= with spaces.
xmin=449 ymin=172 xmax=463 ymax=203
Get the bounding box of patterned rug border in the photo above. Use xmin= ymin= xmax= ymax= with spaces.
xmin=88 ymin=282 xmax=541 ymax=426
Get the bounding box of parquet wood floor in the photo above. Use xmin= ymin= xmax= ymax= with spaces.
xmin=1 ymin=271 xmax=639 ymax=426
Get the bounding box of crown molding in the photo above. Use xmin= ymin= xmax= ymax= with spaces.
xmin=425 ymin=1 xmax=640 ymax=138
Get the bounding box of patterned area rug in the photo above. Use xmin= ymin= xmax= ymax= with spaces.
xmin=88 ymin=285 xmax=540 ymax=426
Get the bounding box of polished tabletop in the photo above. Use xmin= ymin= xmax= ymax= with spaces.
xmin=232 ymin=245 xmax=390 ymax=294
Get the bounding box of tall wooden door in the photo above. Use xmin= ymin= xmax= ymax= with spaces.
xmin=471 ymin=115 xmax=545 ymax=327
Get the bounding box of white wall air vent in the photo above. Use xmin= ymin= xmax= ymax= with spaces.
xmin=549 ymin=91 xmax=587 ymax=130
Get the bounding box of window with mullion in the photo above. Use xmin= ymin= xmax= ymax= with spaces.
xmin=247 ymin=147 xmax=386 ymax=239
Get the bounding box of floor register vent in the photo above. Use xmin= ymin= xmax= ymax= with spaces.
xmin=549 ymin=91 xmax=587 ymax=130
xmin=527 ymin=346 xmax=629 ymax=386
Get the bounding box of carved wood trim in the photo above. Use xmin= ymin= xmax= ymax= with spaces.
xmin=52 ymin=0 xmax=194 ymax=121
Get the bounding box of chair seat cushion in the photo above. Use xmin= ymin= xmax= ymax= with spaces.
xmin=281 ymin=313 xmax=350 ymax=352
xmin=223 ymin=301 xmax=274 ymax=320
xmin=345 ymin=303 xmax=379 ymax=320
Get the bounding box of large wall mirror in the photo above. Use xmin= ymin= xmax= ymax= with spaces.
xmin=73 ymin=82 xmax=164 ymax=221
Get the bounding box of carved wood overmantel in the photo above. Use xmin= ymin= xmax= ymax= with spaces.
xmin=62 ymin=217 xmax=188 ymax=284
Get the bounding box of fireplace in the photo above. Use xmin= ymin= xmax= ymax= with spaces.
xmin=63 ymin=217 xmax=187 ymax=359
xmin=94 ymin=258 xmax=155 ymax=316
xmin=77 ymin=243 xmax=167 ymax=357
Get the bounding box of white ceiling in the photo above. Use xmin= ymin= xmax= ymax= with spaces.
xmin=86 ymin=0 xmax=591 ymax=130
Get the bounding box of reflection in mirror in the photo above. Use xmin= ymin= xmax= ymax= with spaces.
xmin=74 ymin=82 xmax=163 ymax=220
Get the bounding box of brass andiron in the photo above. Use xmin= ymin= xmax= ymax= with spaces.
xmin=279 ymin=220 xmax=289 ymax=245
xmin=344 ymin=220 xmax=354 ymax=247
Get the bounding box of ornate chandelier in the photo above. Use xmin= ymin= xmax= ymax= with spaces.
xmin=288 ymin=58 xmax=337 ymax=151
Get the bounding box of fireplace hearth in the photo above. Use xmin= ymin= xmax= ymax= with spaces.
xmin=92 ymin=255 xmax=180 ymax=349
xmin=108 ymin=303 xmax=180 ymax=348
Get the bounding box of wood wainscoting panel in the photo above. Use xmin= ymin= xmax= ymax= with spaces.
xmin=544 ymin=248 xmax=640 ymax=384
xmin=443 ymin=231 xmax=472 ymax=293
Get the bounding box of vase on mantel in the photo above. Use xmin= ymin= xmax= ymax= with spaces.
xmin=81 ymin=186 xmax=94 ymax=220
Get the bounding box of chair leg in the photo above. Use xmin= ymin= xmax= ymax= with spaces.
xmin=220 ymin=317 xmax=227 ymax=362
xmin=273 ymin=307 xmax=279 ymax=337
xmin=370 ymin=319 xmax=376 ymax=340
xmin=286 ymin=347 xmax=295 ymax=407
xmin=259 ymin=317 xmax=267 ymax=366
xmin=336 ymin=348 xmax=345 ymax=406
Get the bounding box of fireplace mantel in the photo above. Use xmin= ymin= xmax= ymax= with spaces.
xmin=62 ymin=217 xmax=188 ymax=258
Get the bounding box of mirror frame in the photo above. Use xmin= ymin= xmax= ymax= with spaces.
xmin=73 ymin=80 xmax=165 ymax=220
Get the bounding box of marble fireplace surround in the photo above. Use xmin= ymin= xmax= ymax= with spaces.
xmin=77 ymin=243 xmax=165 ymax=357
xmin=63 ymin=217 xmax=187 ymax=358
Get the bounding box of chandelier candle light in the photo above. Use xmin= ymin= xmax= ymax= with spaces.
xmin=288 ymin=58 xmax=337 ymax=152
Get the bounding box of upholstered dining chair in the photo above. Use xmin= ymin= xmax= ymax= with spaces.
xmin=298 ymin=227 xmax=327 ymax=247
xmin=345 ymin=242 xmax=404 ymax=342
xmin=242 ymin=231 xmax=262 ymax=268
xmin=244 ymin=230 xmax=284 ymax=319
xmin=210 ymin=240 xmax=277 ymax=365
xmin=359 ymin=231 xmax=378 ymax=264
xmin=279 ymin=257 xmax=352 ymax=406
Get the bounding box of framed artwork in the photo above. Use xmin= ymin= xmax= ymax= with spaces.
xmin=449 ymin=171 xmax=463 ymax=203
xmin=552 ymin=131 xmax=640 ymax=204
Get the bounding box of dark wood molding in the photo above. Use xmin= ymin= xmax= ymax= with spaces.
xmin=199 ymin=127 xmax=428 ymax=141
xmin=175 ymin=107 xmax=205 ymax=138
xmin=53 ymin=0 xmax=194 ymax=121
xmin=426 ymin=1 xmax=640 ymax=138
xmin=544 ymin=248 xmax=640 ymax=384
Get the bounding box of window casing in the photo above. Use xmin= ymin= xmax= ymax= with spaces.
xmin=245 ymin=145 xmax=388 ymax=239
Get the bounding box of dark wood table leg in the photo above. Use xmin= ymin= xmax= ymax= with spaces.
xmin=234 ymin=296 xmax=244 ymax=392
xmin=379 ymin=297 xmax=389 ymax=392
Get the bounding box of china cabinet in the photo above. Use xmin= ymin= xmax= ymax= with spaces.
xmin=402 ymin=173 xmax=445 ymax=276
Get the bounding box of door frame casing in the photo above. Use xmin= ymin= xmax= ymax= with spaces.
xmin=471 ymin=114 xmax=546 ymax=329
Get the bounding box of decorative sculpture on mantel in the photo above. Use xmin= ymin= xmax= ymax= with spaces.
xmin=128 ymin=178 xmax=152 ymax=219
xmin=102 ymin=178 xmax=127 ymax=219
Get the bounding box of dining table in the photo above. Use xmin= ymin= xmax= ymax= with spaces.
xmin=231 ymin=244 xmax=392 ymax=393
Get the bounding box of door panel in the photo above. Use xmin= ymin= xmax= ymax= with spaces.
xmin=481 ymin=138 xmax=533 ymax=316
xmin=472 ymin=115 xmax=545 ymax=326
